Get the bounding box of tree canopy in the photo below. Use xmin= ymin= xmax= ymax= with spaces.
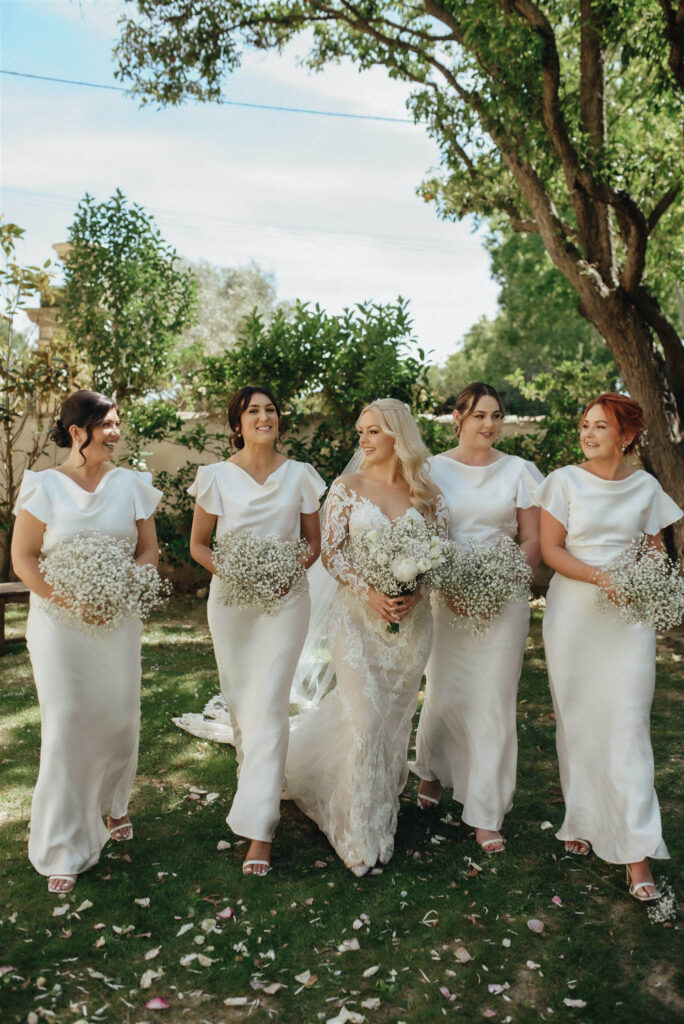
xmin=60 ymin=190 xmax=197 ymax=403
xmin=115 ymin=0 xmax=684 ymax=551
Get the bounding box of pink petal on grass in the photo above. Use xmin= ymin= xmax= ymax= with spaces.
xmin=439 ymin=986 xmax=455 ymax=1001
xmin=551 ymin=895 xmax=563 ymax=907
xmin=145 ymin=997 xmax=169 ymax=1009
xmin=217 ymin=906 xmax=234 ymax=920
xmin=527 ymin=919 xmax=545 ymax=934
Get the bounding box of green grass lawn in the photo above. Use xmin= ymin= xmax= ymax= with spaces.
xmin=1 ymin=598 xmax=682 ymax=1024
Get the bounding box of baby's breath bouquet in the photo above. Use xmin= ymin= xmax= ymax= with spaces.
xmin=597 ymin=536 xmax=684 ymax=631
xmin=40 ymin=531 xmax=171 ymax=634
xmin=437 ymin=535 xmax=532 ymax=636
xmin=213 ymin=530 xmax=310 ymax=614
xmin=349 ymin=514 xmax=446 ymax=634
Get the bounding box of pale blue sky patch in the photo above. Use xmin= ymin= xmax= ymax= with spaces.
xmin=1 ymin=0 xmax=499 ymax=364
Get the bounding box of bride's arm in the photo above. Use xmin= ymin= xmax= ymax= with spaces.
xmin=321 ymin=480 xmax=398 ymax=624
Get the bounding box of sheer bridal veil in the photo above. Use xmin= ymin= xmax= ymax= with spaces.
xmin=173 ymin=448 xmax=362 ymax=740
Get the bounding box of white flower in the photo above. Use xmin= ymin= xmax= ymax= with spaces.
xmin=436 ymin=536 xmax=532 ymax=636
xmin=213 ymin=531 xmax=310 ymax=615
xmin=40 ymin=532 xmax=171 ymax=635
xmin=597 ymin=537 xmax=684 ymax=631
xmin=391 ymin=557 xmax=420 ymax=583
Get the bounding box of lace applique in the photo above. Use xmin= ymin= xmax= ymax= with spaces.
xmin=434 ymin=492 xmax=449 ymax=538
xmin=321 ymin=480 xmax=371 ymax=597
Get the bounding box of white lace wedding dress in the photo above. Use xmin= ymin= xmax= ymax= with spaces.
xmin=284 ymin=481 xmax=448 ymax=876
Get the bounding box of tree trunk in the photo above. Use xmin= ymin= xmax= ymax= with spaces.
xmin=577 ymin=282 xmax=684 ymax=558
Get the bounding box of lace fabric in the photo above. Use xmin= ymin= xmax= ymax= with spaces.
xmin=284 ymin=483 xmax=439 ymax=875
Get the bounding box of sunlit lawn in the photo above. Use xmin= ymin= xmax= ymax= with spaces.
xmin=1 ymin=598 xmax=681 ymax=1024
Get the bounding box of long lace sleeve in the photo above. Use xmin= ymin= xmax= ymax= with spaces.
xmin=434 ymin=493 xmax=450 ymax=539
xmin=321 ymin=480 xmax=370 ymax=597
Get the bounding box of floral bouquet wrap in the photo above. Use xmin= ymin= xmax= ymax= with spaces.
xmin=348 ymin=513 xmax=446 ymax=633
xmin=436 ymin=535 xmax=532 ymax=636
xmin=40 ymin=531 xmax=171 ymax=634
xmin=212 ymin=530 xmax=311 ymax=614
xmin=597 ymin=536 xmax=684 ymax=631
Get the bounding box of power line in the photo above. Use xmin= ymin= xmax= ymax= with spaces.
xmin=0 ymin=69 xmax=416 ymax=125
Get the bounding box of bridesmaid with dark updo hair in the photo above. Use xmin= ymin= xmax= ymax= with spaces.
xmin=11 ymin=390 xmax=162 ymax=893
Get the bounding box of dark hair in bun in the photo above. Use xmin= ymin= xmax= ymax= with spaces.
xmin=51 ymin=390 xmax=117 ymax=464
xmin=227 ymin=386 xmax=281 ymax=450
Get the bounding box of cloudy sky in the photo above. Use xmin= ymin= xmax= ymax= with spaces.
xmin=1 ymin=0 xmax=499 ymax=364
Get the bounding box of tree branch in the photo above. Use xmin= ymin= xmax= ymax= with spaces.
xmin=647 ymin=182 xmax=683 ymax=233
xmin=658 ymin=0 xmax=684 ymax=91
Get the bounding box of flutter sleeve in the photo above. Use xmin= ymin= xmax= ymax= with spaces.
xmin=321 ymin=480 xmax=370 ymax=597
xmin=299 ymin=463 xmax=327 ymax=514
xmin=12 ymin=469 xmax=51 ymax=524
xmin=516 ymin=460 xmax=545 ymax=509
xmin=132 ymin=471 xmax=163 ymax=520
xmin=642 ymin=477 xmax=683 ymax=535
xmin=534 ymin=469 xmax=569 ymax=528
xmin=187 ymin=464 xmax=224 ymax=517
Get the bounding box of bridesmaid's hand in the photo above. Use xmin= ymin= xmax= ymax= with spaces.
xmin=592 ymin=569 xmax=622 ymax=606
xmin=447 ymin=597 xmax=468 ymax=618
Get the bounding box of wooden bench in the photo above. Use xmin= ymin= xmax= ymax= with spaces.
xmin=0 ymin=582 xmax=30 ymax=656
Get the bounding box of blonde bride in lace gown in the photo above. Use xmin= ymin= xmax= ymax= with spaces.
xmin=284 ymin=400 xmax=447 ymax=876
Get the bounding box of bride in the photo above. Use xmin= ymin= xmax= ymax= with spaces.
xmin=284 ymin=399 xmax=447 ymax=876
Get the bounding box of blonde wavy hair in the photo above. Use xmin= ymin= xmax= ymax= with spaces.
xmin=357 ymin=398 xmax=437 ymax=521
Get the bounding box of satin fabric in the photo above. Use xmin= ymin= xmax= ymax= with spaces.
xmin=14 ymin=468 xmax=161 ymax=876
xmin=537 ymin=466 xmax=682 ymax=862
xmin=413 ymin=453 xmax=543 ymax=830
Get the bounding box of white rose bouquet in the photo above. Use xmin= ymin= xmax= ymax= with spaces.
xmin=213 ymin=530 xmax=311 ymax=614
xmin=349 ymin=513 xmax=446 ymax=633
xmin=40 ymin=531 xmax=171 ymax=634
xmin=436 ymin=535 xmax=532 ymax=636
xmin=596 ymin=536 xmax=684 ymax=631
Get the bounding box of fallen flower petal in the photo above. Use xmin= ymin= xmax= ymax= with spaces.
xmin=551 ymin=895 xmax=563 ymax=907
xmin=145 ymin=997 xmax=169 ymax=1009
xmin=337 ymin=937 xmax=361 ymax=952
xmin=362 ymin=965 xmax=379 ymax=978
xmin=540 ymin=821 xmax=554 ymax=830
xmin=74 ymin=899 xmax=93 ymax=913
xmin=145 ymin=947 xmax=161 ymax=961
xmin=140 ymin=969 xmax=163 ymax=989
xmin=53 ymin=904 xmax=70 ymax=917
xmin=314 ymin=860 xmax=328 ymax=868
xmin=224 ymin=996 xmax=248 ymax=1006
xmin=216 ymin=906 xmax=234 ymax=920
xmin=439 ymin=986 xmax=455 ymax=1000
xmin=0 ymin=966 xmax=14 ymax=978
xmin=326 ymin=1009 xmax=365 ymax=1024
xmin=135 ymin=898 xmax=151 ymax=908
xmin=294 ymin=970 xmax=317 ymax=987
xmin=527 ymin=919 xmax=544 ymax=934
xmin=361 ymin=997 xmax=380 ymax=1009
xmin=563 ymin=998 xmax=587 ymax=1008
xmin=217 ymin=841 xmax=231 ymax=851
xmin=176 ymin=923 xmax=194 ymax=937
xmin=526 ymin=960 xmax=541 ymax=969
xmin=263 ymin=982 xmax=284 ymax=995
xmin=454 ymin=946 xmax=472 ymax=963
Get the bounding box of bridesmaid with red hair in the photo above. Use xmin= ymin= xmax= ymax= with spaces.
xmin=536 ymin=393 xmax=682 ymax=901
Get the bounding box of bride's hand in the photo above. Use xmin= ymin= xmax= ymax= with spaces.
xmin=390 ymin=589 xmax=421 ymax=621
xmin=368 ymin=587 xmax=402 ymax=623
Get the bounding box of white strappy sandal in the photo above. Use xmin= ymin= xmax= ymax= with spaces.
xmin=48 ymin=874 xmax=77 ymax=894
xmin=242 ymin=859 xmax=271 ymax=876
xmin=625 ymin=865 xmax=659 ymax=903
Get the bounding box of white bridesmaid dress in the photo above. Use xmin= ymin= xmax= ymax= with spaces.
xmin=536 ymin=466 xmax=682 ymax=863
xmin=412 ymin=453 xmax=543 ymax=831
xmin=187 ymin=459 xmax=326 ymax=843
xmin=13 ymin=467 xmax=162 ymax=877
xmin=284 ymin=482 xmax=449 ymax=876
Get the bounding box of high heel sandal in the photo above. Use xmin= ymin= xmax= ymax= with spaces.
xmin=564 ymin=838 xmax=591 ymax=856
xmin=48 ymin=874 xmax=77 ymax=894
xmin=625 ymin=865 xmax=659 ymax=903
xmin=108 ymin=820 xmax=134 ymax=841
xmin=242 ymin=860 xmax=271 ymax=876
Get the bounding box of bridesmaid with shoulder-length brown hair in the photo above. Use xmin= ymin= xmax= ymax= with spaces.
xmin=536 ymin=392 xmax=682 ymax=901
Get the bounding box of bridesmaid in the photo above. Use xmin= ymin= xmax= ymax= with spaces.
xmin=537 ymin=392 xmax=681 ymax=901
xmin=412 ymin=382 xmax=543 ymax=854
xmin=188 ymin=386 xmax=325 ymax=876
xmin=11 ymin=390 xmax=162 ymax=893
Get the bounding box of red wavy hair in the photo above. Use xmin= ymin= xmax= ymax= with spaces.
xmin=580 ymin=393 xmax=645 ymax=454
